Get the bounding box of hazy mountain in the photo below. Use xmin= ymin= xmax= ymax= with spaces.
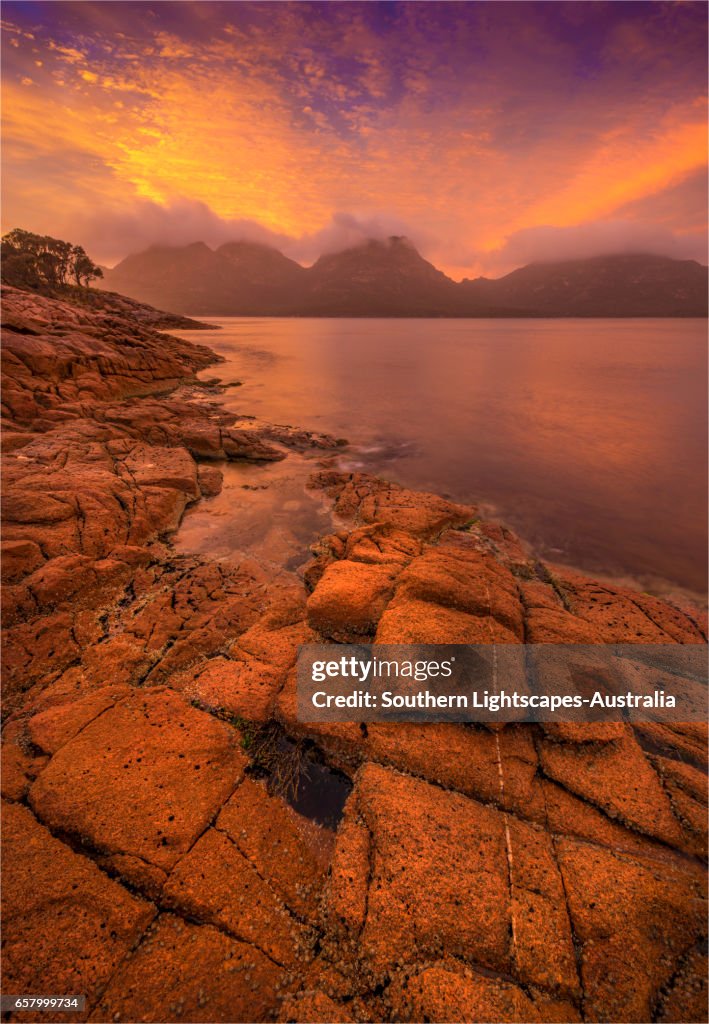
xmin=105 ymin=240 xmax=708 ymax=317
xmin=461 ymin=254 xmax=709 ymax=317
xmin=105 ymin=242 xmax=229 ymax=313
xmin=300 ymin=236 xmax=466 ymax=315
xmin=106 ymin=240 xmax=305 ymax=315
xmin=214 ymin=241 xmax=306 ymax=311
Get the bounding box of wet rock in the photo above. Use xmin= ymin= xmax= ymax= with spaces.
xmin=222 ymin=427 xmax=285 ymax=461
xmin=255 ymin=421 xmax=347 ymax=453
xmin=197 ymin=463 xmax=223 ymax=496
xmin=179 ymin=419 xmax=224 ymax=457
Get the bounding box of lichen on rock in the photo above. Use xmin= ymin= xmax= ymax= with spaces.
xmin=1 ymin=286 xmax=706 ymax=1022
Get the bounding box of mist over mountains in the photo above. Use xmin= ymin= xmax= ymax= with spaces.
xmin=104 ymin=236 xmax=709 ymax=318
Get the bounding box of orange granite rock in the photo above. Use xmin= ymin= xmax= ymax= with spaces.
xmin=2 ymin=801 xmax=155 ymax=1009
xmin=1 ymin=287 xmax=706 ymax=1023
xmin=89 ymin=914 xmax=290 ymax=1023
xmin=162 ymin=826 xmax=313 ymax=967
xmin=388 ymin=962 xmax=542 ymax=1023
xmin=28 ymin=689 xmax=247 ymax=892
xmin=216 ymin=776 xmax=334 ymax=924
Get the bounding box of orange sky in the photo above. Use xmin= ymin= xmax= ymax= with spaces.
xmin=1 ymin=2 xmax=707 ymax=278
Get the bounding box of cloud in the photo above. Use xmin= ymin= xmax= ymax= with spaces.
xmin=6 ymin=173 xmax=705 ymax=278
xmin=479 ymin=219 xmax=707 ymax=276
xmin=293 ymin=210 xmax=431 ymax=263
xmin=69 ymin=195 xmax=706 ymax=280
xmin=66 ymin=198 xmax=426 ymax=268
xmin=1 ymin=2 xmax=706 ymax=278
xmin=72 ymin=197 xmax=292 ymax=264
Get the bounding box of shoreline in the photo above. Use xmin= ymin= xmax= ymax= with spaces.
xmin=1 ymin=284 xmax=707 ymax=1023
xmin=178 ymin=314 xmax=707 ymax=609
xmin=179 ymin=337 xmax=707 ymax=615
xmin=470 ymin=501 xmax=709 ymax=612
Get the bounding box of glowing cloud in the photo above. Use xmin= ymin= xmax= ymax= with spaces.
xmin=1 ymin=1 xmax=706 ymax=277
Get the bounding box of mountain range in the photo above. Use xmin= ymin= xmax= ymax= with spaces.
xmin=104 ymin=237 xmax=708 ymax=317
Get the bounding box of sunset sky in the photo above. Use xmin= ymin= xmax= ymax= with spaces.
xmin=2 ymin=1 xmax=707 ymax=278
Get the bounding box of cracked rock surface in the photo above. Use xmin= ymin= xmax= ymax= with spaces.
xmin=1 ymin=286 xmax=707 ymax=1023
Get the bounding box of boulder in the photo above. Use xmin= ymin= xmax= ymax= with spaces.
xmin=307 ymin=560 xmax=399 ymax=641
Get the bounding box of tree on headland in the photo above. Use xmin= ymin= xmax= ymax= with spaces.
xmin=71 ymin=245 xmax=104 ymax=287
xmin=1 ymin=229 xmax=103 ymax=290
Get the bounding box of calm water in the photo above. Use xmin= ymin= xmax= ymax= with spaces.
xmin=175 ymin=318 xmax=707 ymax=598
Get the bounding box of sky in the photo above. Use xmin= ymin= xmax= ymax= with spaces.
xmin=1 ymin=1 xmax=707 ymax=279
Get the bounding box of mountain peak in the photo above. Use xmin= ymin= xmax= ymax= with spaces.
xmin=216 ymin=239 xmax=284 ymax=256
xmin=216 ymin=239 xmax=304 ymax=272
xmin=373 ymin=234 xmax=416 ymax=248
xmin=104 ymin=245 xmax=708 ymax=317
xmin=337 ymin=234 xmax=417 ymax=253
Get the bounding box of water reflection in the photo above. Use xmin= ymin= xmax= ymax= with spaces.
xmin=174 ymin=318 xmax=707 ymax=597
xmin=173 ymin=453 xmax=333 ymax=581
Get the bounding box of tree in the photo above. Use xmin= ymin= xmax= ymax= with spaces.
xmin=71 ymin=245 xmax=103 ymax=287
xmin=1 ymin=229 xmax=103 ymax=290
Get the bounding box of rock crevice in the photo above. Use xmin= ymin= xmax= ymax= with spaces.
xmin=1 ymin=287 xmax=706 ymax=1023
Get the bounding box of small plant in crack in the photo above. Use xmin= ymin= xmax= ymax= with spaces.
xmin=454 ymin=516 xmax=480 ymax=531
xmin=188 ymin=704 xmax=258 ymax=749
xmin=246 ymin=722 xmax=310 ymax=802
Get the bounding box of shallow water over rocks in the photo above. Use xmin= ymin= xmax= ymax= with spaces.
xmin=173 ymin=316 xmax=708 ymax=598
xmin=174 ymin=452 xmax=335 ymax=580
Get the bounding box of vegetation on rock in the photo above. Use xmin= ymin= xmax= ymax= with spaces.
xmin=1 ymin=228 xmax=103 ymax=291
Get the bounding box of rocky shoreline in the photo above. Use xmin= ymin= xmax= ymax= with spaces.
xmin=1 ymin=285 xmax=707 ymax=1023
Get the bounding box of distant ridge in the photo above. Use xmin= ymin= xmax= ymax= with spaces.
xmin=105 ymin=238 xmax=709 ymax=317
